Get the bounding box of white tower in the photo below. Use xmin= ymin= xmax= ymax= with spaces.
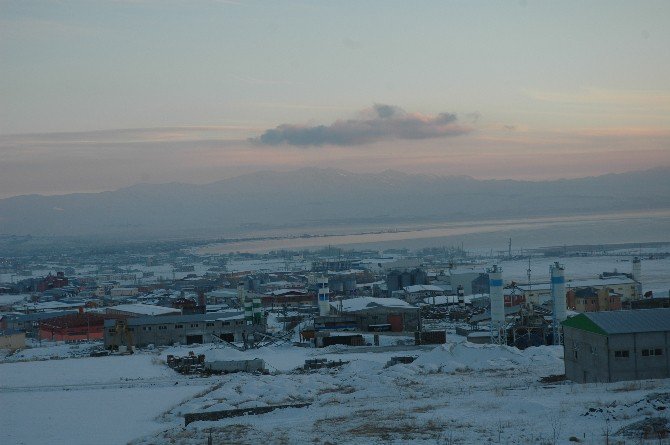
xmin=317 ymin=276 xmax=330 ymax=316
xmin=550 ymin=262 xmax=566 ymax=345
xmin=488 ymin=265 xmax=505 ymax=344
xmin=632 ymin=257 xmax=642 ymax=297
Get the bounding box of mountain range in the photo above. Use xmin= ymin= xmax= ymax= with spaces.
xmin=0 ymin=167 xmax=668 ymax=240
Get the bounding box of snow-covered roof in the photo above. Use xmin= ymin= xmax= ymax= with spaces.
xmin=13 ymin=301 xmax=84 ymax=311
xmin=567 ymin=277 xmax=637 ymax=288
xmin=107 ymin=303 xmax=181 ymax=316
xmin=421 ymin=295 xmax=476 ymax=305
xmin=574 ymin=308 xmax=670 ymax=335
xmin=269 ymin=288 xmax=308 ymax=296
xmin=515 ymin=283 xmax=552 ymax=292
xmin=333 ymin=297 xmax=416 ymax=312
xmin=206 ymin=289 xmax=238 ymax=298
xmin=403 ymin=284 xmax=444 ymax=293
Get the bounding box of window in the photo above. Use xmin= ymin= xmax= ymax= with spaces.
xmin=573 ymin=350 xmax=578 ymax=359
xmin=158 ymin=325 xmax=167 ymax=330
xmin=206 ymin=322 xmax=215 ymax=327
xmin=614 ymin=350 xmax=630 ymax=358
xmin=143 ymin=326 xmax=152 ymax=331
xmin=642 ymin=349 xmax=663 ymax=357
xmin=190 ymin=323 xmax=199 ymax=328
xmin=223 ymin=321 xmax=231 ymax=326
xmin=175 ymin=324 xmax=183 ymax=329
xmin=108 ymin=329 xmax=115 ymax=334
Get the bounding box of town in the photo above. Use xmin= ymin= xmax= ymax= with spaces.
xmin=2 ymin=240 xmax=670 ymax=443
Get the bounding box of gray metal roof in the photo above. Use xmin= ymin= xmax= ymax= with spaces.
xmin=103 ymin=311 xmax=244 ymax=327
xmin=585 ymin=308 xmax=670 ymax=334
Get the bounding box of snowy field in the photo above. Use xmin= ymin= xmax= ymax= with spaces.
xmin=0 ymin=352 xmax=210 ymax=445
xmin=4 ymin=340 xmax=670 ymax=445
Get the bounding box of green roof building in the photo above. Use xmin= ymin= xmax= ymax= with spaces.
xmin=562 ymin=308 xmax=670 ymax=383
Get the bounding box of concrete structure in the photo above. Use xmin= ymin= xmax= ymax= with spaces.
xmin=550 ymin=262 xmax=567 ymax=323
xmin=103 ymin=312 xmax=263 ymax=348
xmin=449 ymin=269 xmax=488 ymax=296
xmin=631 ymin=256 xmax=643 ymax=297
xmin=317 ymin=276 xmax=330 ymax=316
xmin=563 ymin=309 xmax=670 ymax=383
xmin=386 ymin=268 xmax=427 ymax=297
xmin=329 ymin=297 xmax=420 ymax=332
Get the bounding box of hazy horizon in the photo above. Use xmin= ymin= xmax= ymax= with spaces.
xmin=1 ymin=164 xmax=668 ymax=200
xmin=2 ymin=1 xmax=669 ymax=198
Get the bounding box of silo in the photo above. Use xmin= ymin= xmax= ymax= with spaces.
xmin=343 ymin=276 xmax=356 ymax=293
xmin=632 ymin=257 xmax=642 ymax=297
xmin=252 ymin=298 xmax=262 ymax=324
xmin=550 ymin=262 xmax=567 ymax=323
xmin=399 ymin=271 xmax=412 ymax=288
xmin=411 ymin=268 xmax=428 ymax=285
xmin=330 ymin=278 xmax=344 ymax=293
xmin=488 ymin=265 xmax=505 ymax=341
xmin=318 ymin=276 xmax=330 ymax=316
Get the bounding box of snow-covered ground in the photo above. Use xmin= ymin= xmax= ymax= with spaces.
xmin=132 ymin=342 xmax=670 ymax=445
xmin=0 ymin=350 xmax=209 ymax=445
xmin=4 ymin=339 xmax=669 ymax=445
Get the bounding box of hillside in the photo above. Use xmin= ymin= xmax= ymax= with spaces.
xmin=0 ymin=167 xmax=668 ymax=239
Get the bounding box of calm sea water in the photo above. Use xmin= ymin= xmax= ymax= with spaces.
xmin=198 ymin=210 xmax=670 ymax=254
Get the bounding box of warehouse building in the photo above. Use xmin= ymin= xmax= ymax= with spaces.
xmin=103 ymin=311 xmax=265 ymax=349
xmin=562 ymin=308 xmax=670 ymax=383
xmin=329 ymin=297 xmax=420 ymax=332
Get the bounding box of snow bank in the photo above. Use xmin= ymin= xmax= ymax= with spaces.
xmin=412 ymin=342 xmax=563 ymax=374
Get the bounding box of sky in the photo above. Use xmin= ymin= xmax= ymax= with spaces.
xmin=1 ymin=0 xmax=669 ymax=198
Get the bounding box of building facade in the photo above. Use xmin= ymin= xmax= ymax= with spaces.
xmin=330 ymin=297 xmax=420 ymax=332
xmin=103 ymin=312 xmax=264 ymax=348
xmin=562 ymin=309 xmax=670 ymax=383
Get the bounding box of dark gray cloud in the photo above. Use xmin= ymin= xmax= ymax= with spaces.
xmin=255 ymin=104 xmax=472 ymax=146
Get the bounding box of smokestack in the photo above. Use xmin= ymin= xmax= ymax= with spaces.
xmin=457 ymin=285 xmax=465 ymax=308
